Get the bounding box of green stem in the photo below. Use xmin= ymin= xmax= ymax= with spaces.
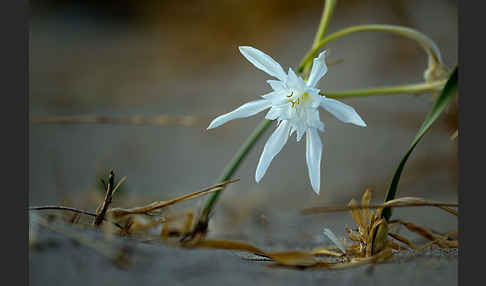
xmin=299 ymin=24 xmax=445 ymax=74
xmin=200 ymin=119 xmax=273 ymax=218
xmin=323 ymin=80 xmax=445 ymax=99
xmin=303 ymin=0 xmax=337 ymax=74
xmin=312 ymin=0 xmax=337 ymax=48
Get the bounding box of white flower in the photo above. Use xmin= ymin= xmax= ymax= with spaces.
xmin=207 ymin=46 xmax=366 ymax=194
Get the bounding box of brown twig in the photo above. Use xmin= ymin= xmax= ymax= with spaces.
xmin=94 ymin=170 xmax=115 ymax=226
xmin=30 ymin=115 xmax=202 ymax=127
xmin=108 ymin=178 xmax=239 ymax=218
xmin=28 ymin=205 xmax=123 ymax=229
xmin=29 ymin=206 xmax=98 ymax=217
xmin=301 ymin=202 xmax=458 ymax=215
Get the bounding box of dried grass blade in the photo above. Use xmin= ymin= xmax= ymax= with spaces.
xmin=417 ymin=231 xmax=458 ymax=250
xmin=311 ymin=248 xmax=343 ymax=257
xmin=394 ymin=220 xmax=456 ymax=248
xmin=110 ymin=179 xmax=238 ymax=218
xmin=183 ymin=212 xmax=194 ymax=233
xmin=437 ymin=206 xmax=458 ymax=216
xmin=348 ymin=199 xmax=364 ymax=230
xmin=112 ymin=176 xmax=127 ymax=195
xmin=160 ymin=216 xmax=173 ymax=241
xmin=30 ymin=114 xmax=202 ymax=127
xmin=29 ymin=206 xmax=98 ymax=217
xmin=388 ymin=240 xmax=408 ymax=251
xmin=124 ymin=216 xmax=165 ymax=234
xmin=191 ymin=239 xmax=266 ymax=256
xmin=265 ymin=251 xmax=317 ymax=267
xmin=345 ymin=226 xmax=361 ymax=242
xmin=329 ymin=248 xmax=393 ymax=270
xmin=361 ymin=189 xmax=373 ymax=227
xmin=301 ymin=201 xmax=458 ymax=215
xmin=191 ymin=239 xmax=319 ymax=267
xmin=388 ymin=232 xmax=418 ymax=250
xmin=368 ymin=219 xmax=388 ymax=256
xmin=384 ymin=197 xmax=458 ymax=216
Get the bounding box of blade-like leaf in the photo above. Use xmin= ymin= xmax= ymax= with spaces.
xmin=382 ymin=66 xmax=458 ymax=221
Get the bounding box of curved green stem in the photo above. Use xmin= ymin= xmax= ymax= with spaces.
xmin=323 ymin=80 xmax=446 ymax=99
xmin=200 ymin=119 xmax=272 ymax=218
xmin=298 ymin=24 xmax=446 ymax=77
xmin=303 ymin=0 xmax=337 ymax=74
xmin=311 ymin=0 xmax=337 ymax=49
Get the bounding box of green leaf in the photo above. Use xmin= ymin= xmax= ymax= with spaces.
xmin=382 ymin=66 xmax=458 ymax=221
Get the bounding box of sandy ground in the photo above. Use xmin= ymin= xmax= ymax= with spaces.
xmin=29 ymin=0 xmax=458 ymax=284
xmin=30 ymin=221 xmax=457 ymax=286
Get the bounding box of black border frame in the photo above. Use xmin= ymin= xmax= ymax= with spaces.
xmin=3 ymin=0 xmax=29 ymax=285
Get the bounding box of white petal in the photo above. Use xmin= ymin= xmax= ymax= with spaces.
xmin=296 ymin=129 xmax=305 ymax=142
xmin=320 ymin=98 xmax=367 ymax=127
xmin=306 ymin=128 xmax=322 ymax=194
xmin=265 ymin=108 xmax=279 ymax=121
xmin=289 ymin=126 xmax=296 ymax=137
xmin=306 ymin=109 xmax=325 ymax=132
xmin=267 ymin=80 xmax=286 ymax=91
xmin=261 ymin=91 xmax=279 ymax=100
xmin=239 ymin=46 xmax=287 ymax=81
xmin=307 ymin=88 xmax=324 ymax=108
xmin=261 ymin=90 xmax=288 ymax=104
xmin=266 ymin=104 xmax=292 ymax=121
xmin=255 ymin=121 xmax=291 ymax=182
xmin=307 ymin=51 xmax=328 ymax=88
xmin=207 ymin=100 xmax=272 ymax=129
xmin=286 ymin=68 xmax=307 ymax=91
xmin=265 ymin=106 xmax=285 ymax=120
xmin=323 ymin=228 xmax=346 ymax=253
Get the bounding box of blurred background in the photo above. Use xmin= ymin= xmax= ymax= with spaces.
xmin=29 ymin=0 xmax=458 ymax=241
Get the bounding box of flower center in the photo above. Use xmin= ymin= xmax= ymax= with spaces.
xmin=287 ymin=92 xmax=310 ymax=108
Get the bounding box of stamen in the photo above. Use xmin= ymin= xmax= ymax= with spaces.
xmin=288 ymin=92 xmax=301 ymax=108
xmin=287 ymin=92 xmax=297 ymax=108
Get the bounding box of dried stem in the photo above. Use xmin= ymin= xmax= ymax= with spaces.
xmin=29 ymin=206 xmax=98 ymax=217
xmin=301 ymin=202 xmax=458 ymax=215
xmin=109 ymin=179 xmax=239 ymax=218
xmin=28 ymin=206 xmax=123 ymax=229
xmin=94 ymin=170 xmax=115 ymax=226
xmin=30 ymin=114 xmax=202 ymax=126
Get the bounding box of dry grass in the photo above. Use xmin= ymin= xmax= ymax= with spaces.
xmin=29 ymin=171 xmax=458 ymax=270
